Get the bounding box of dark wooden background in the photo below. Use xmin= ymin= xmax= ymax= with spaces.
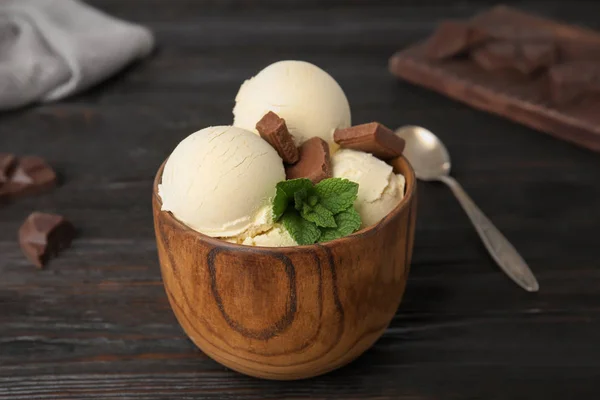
xmin=1 ymin=1 xmax=600 ymax=398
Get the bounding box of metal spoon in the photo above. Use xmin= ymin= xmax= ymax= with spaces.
xmin=395 ymin=125 xmax=539 ymax=292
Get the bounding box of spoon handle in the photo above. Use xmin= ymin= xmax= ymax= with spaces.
xmin=438 ymin=175 xmax=539 ymax=292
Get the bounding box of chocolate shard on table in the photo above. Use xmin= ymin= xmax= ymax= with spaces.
xmin=285 ymin=137 xmax=332 ymax=184
xmin=0 ymin=156 xmax=57 ymax=201
xmin=471 ymin=39 xmax=557 ymax=75
xmin=0 ymin=153 xmax=17 ymax=185
xmin=425 ymin=20 xmax=489 ymax=60
xmin=18 ymin=212 xmax=75 ymax=268
xmin=256 ymin=111 xmax=299 ymax=164
xmin=334 ymin=122 xmax=405 ymax=160
xmin=548 ymin=61 xmax=600 ymax=105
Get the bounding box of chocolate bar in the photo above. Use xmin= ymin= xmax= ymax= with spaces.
xmin=256 ymin=111 xmax=299 ymax=164
xmin=388 ymin=6 xmax=600 ymax=153
xmin=334 ymin=122 xmax=405 ymax=160
xmin=285 ymin=137 xmax=332 ymax=184
xmin=472 ymin=39 xmax=557 ymax=74
xmin=548 ymin=61 xmax=600 ymax=105
xmin=483 ymin=24 xmax=553 ymax=42
xmin=19 ymin=212 xmax=75 ymax=268
xmin=0 ymin=156 xmax=57 ymax=200
xmin=425 ymin=20 xmax=488 ymax=60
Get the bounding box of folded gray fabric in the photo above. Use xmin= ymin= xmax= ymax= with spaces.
xmin=0 ymin=0 xmax=154 ymax=110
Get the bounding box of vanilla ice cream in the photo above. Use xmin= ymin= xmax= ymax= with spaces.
xmin=158 ymin=126 xmax=285 ymax=238
xmin=233 ymin=60 xmax=351 ymax=146
xmin=229 ymin=225 xmax=297 ymax=247
xmin=332 ymin=149 xmax=405 ymax=228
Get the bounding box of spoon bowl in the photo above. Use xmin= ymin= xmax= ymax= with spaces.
xmin=395 ymin=125 xmax=451 ymax=181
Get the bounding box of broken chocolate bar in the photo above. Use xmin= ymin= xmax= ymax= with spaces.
xmin=18 ymin=212 xmax=75 ymax=268
xmin=0 ymin=156 xmax=57 ymax=200
xmin=483 ymin=24 xmax=553 ymax=42
xmin=285 ymin=137 xmax=332 ymax=184
xmin=425 ymin=20 xmax=489 ymax=60
xmin=548 ymin=61 xmax=600 ymax=105
xmin=0 ymin=153 xmax=16 ymax=185
xmin=389 ymin=6 xmax=600 ymax=153
xmin=471 ymin=41 xmax=515 ymax=71
xmin=521 ymin=41 xmax=557 ymax=70
xmin=557 ymin=37 xmax=600 ymax=63
xmin=472 ymin=39 xmax=557 ymax=75
xmin=334 ymin=122 xmax=405 ymax=160
xmin=256 ymin=111 xmax=299 ymax=164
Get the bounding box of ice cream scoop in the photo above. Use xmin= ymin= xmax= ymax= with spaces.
xmin=332 ymin=149 xmax=405 ymax=228
xmin=236 ymin=225 xmax=297 ymax=247
xmin=158 ymin=126 xmax=285 ymax=238
xmin=233 ymin=60 xmax=351 ymax=146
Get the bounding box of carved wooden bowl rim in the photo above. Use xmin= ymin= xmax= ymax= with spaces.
xmin=153 ymin=156 xmax=416 ymax=250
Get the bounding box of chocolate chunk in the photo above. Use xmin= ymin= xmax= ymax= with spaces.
xmin=425 ymin=21 xmax=488 ymax=60
xmin=18 ymin=212 xmax=75 ymax=268
xmin=520 ymin=41 xmax=557 ymax=71
xmin=256 ymin=111 xmax=299 ymax=164
xmin=334 ymin=122 xmax=405 ymax=160
xmin=472 ymin=39 xmax=557 ymax=75
xmin=548 ymin=61 xmax=600 ymax=105
xmin=0 ymin=156 xmax=57 ymax=200
xmin=285 ymin=137 xmax=332 ymax=184
xmin=0 ymin=153 xmax=16 ymax=185
xmin=471 ymin=41 xmax=515 ymax=71
xmin=484 ymin=25 xmax=552 ymax=42
xmin=556 ymin=38 xmax=600 ymax=63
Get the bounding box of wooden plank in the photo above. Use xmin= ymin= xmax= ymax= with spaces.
xmin=389 ymin=5 xmax=600 ymax=153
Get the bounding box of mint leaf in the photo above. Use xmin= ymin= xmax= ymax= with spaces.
xmin=315 ymin=178 xmax=359 ymax=214
xmin=301 ymin=203 xmax=336 ymax=228
xmin=272 ymin=186 xmax=289 ymax=221
xmin=274 ymin=177 xmax=362 ymax=244
xmin=294 ymin=188 xmax=309 ymax=211
xmin=281 ymin=209 xmax=321 ymax=245
xmin=278 ymin=178 xmax=313 ymax=197
xmin=273 ymin=178 xmax=313 ymax=221
xmin=318 ymin=207 xmax=361 ymax=243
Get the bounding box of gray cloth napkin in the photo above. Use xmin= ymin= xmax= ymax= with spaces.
xmin=0 ymin=0 xmax=154 ymax=110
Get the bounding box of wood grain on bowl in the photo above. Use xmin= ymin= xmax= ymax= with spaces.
xmin=152 ymin=157 xmax=417 ymax=380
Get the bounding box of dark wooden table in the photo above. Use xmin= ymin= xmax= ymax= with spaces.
xmin=2 ymin=1 xmax=600 ymax=398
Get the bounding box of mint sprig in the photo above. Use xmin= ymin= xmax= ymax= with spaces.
xmin=302 ymin=203 xmax=337 ymax=228
xmin=314 ymin=178 xmax=358 ymax=214
xmin=318 ymin=207 xmax=361 ymax=243
xmin=272 ymin=178 xmax=361 ymax=245
xmin=273 ymin=178 xmax=313 ymax=220
xmin=281 ymin=209 xmax=321 ymax=245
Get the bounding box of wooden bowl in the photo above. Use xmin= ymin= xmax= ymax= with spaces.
xmin=152 ymin=157 xmax=417 ymax=380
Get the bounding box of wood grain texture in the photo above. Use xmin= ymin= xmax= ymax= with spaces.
xmin=152 ymin=158 xmax=417 ymax=380
xmin=389 ymin=5 xmax=600 ymax=153
xmin=1 ymin=0 xmax=600 ymax=398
